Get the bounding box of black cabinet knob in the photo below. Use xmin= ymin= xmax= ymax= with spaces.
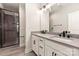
xmin=55 ymin=53 xmax=56 ymax=56
xmin=52 ymin=52 xmax=54 ymax=56
xmin=39 ymin=46 xmax=43 ymax=49
xmin=67 ymin=35 xmax=70 ymax=38
xmin=34 ymin=40 xmax=35 ymax=44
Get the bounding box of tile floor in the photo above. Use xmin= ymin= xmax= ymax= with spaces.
xmin=0 ymin=45 xmax=36 ymax=56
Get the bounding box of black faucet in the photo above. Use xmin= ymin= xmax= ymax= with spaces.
xmin=62 ymin=31 xmax=66 ymax=37
xmin=40 ymin=30 xmax=47 ymax=34
xmin=59 ymin=31 xmax=71 ymax=38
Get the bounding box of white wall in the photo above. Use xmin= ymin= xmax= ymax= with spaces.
xmin=50 ymin=3 xmax=79 ymax=33
xmin=19 ymin=3 xmax=26 ymax=47
xmin=25 ymin=4 xmax=40 ymax=53
xmin=0 ymin=3 xmax=3 ymax=8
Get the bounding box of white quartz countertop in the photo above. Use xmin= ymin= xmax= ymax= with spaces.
xmin=32 ymin=32 xmax=79 ymax=49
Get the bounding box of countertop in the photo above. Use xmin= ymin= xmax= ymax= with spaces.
xmin=32 ymin=32 xmax=79 ymax=49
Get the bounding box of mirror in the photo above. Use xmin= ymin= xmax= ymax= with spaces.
xmin=49 ymin=3 xmax=79 ymax=34
xmin=68 ymin=11 xmax=79 ymax=34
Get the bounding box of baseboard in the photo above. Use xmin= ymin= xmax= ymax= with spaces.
xmin=25 ymin=49 xmax=32 ymax=54
xmin=19 ymin=43 xmax=25 ymax=47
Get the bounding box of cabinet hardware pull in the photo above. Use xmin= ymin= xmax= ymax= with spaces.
xmin=52 ymin=52 xmax=54 ymax=56
xmin=39 ymin=46 xmax=43 ymax=49
xmin=55 ymin=53 xmax=56 ymax=56
xmin=40 ymin=39 xmax=43 ymax=41
xmin=34 ymin=40 xmax=35 ymax=44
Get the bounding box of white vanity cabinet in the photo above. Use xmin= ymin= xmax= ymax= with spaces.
xmin=45 ymin=39 xmax=79 ymax=56
xmin=32 ymin=35 xmax=39 ymax=55
xmin=32 ymin=33 xmax=79 ymax=56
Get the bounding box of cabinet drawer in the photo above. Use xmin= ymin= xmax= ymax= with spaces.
xmin=39 ymin=38 xmax=45 ymax=47
xmin=39 ymin=38 xmax=44 ymax=44
xmin=45 ymin=39 xmax=73 ymax=56
xmin=39 ymin=45 xmax=44 ymax=56
xmin=39 ymin=38 xmax=45 ymax=56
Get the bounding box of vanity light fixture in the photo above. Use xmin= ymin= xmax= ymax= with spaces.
xmin=41 ymin=3 xmax=56 ymax=12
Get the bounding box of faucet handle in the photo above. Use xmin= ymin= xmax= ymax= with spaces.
xmin=67 ymin=35 xmax=70 ymax=38
xmin=65 ymin=31 xmax=70 ymax=33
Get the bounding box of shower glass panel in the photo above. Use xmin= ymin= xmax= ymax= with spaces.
xmin=0 ymin=9 xmax=19 ymax=48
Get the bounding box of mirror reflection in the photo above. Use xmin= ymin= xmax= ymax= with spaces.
xmin=49 ymin=3 xmax=79 ymax=34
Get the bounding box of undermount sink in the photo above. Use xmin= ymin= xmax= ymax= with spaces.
xmin=44 ymin=34 xmax=56 ymax=37
xmin=39 ymin=33 xmax=56 ymax=37
xmin=49 ymin=35 xmax=73 ymax=42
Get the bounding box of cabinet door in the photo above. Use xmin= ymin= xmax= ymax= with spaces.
xmin=32 ymin=35 xmax=36 ymax=52
xmin=54 ymin=50 xmax=66 ymax=56
xmin=32 ymin=35 xmax=39 ymax=55
xmin=45 ymin=45 xmax=66 ymax=56
xmin=39 ymin=45 xmax=44 ymax=56
xmin=45 ymin=45 xmax=55 ymax=56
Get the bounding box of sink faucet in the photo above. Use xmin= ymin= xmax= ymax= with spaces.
xmin=59 ymin=31 xmax=71 ymax=38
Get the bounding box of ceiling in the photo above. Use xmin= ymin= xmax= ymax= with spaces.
xmin=2 ymin=3 xmax=57 ymax=13
xmin=38 ymin=3 xmax=48 ymax=9
xmin=2 ymin=3 xmax=48 ymax=12
xmin=2 ymin=3 xmax=19 ymax=12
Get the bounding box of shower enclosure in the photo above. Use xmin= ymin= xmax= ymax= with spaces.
xmin=0 ymin=8 xmax=19 ymax=48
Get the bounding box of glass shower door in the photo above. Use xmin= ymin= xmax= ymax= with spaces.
xmin=3 ymin=13 xmax=19 ymax=47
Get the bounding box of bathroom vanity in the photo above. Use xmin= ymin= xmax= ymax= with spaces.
xmin=31 ymin=32 xmax=79 ymax=56
xmin=30 ymin=4 xmax=79 ymax=56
